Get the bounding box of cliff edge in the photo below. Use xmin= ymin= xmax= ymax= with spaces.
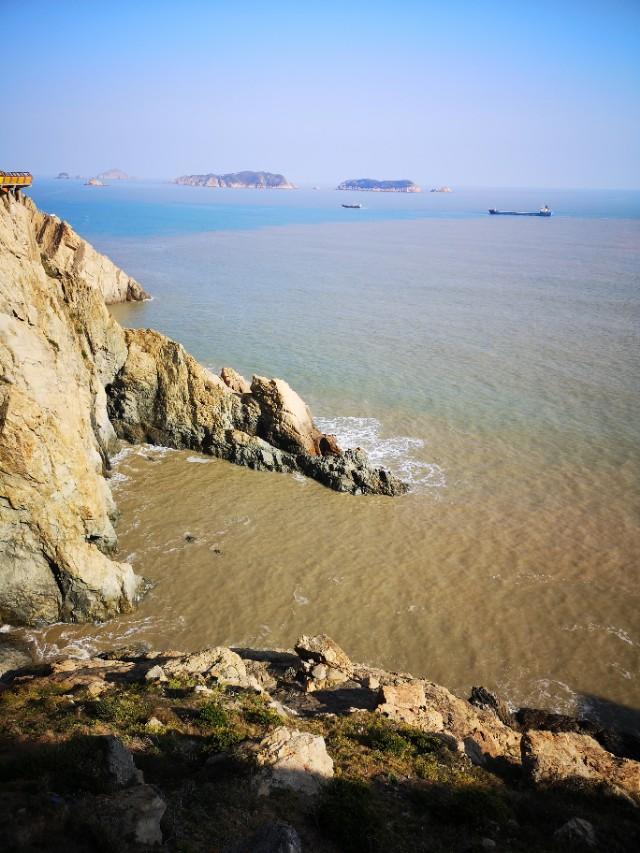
xmin=0 ymin=194 xmax=405 ymax=626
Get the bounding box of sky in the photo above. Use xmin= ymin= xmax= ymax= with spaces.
xmin=1 ymin=0 xmax=639 ymax=188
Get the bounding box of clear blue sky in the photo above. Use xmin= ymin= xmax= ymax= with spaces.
xmin=1 ymin=0 xmax=638 ymax=187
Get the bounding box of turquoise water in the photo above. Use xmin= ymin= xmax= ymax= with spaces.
xmin=30 ymin=178 xmax=640 ymax=239
xmin=20 ymin=179 xmax=640 ymax=726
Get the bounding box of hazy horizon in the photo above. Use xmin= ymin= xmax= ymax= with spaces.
xmin=2 ymin=1 xmax=639 ymax=190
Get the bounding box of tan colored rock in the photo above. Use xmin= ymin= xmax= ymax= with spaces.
xmin=32 ymin=202 xmax=148 ymax=304
xmin=295 ymin=634 xmax=353 ymax=676
xmin=163 ymin=647 xmax=260 ymax=689
xmin=220 ymin=366 xmax=251 ymax=394
xmin=380 ymin=682 xmax=427 ymax=709
xmin=375 ymin=676 xmax=521 ymax=766
xmin=255 ymin=726 xmax=334 ymax=796
xmin=250 ymin=375 xmax=339 ymax=457
xmin=0 ymin=192 xmax=143 ymax=625
xmin=521 ymin=730 xmax=640 ymax=801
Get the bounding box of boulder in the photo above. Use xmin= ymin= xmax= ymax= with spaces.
xmin=255 ymin=726 xmax=334 ymax=797
xmin=223 ymin=821 xmax=302 ymax=853
xmin=295 ymin=634 xmax=353 ymax=676
xmin=521 ymin=730 xmax=640 ymax=801
xmin=90 ymin=784 xmax=166 ymax=846
xmin=101 ymin=735 xmax=143 ymax=788
xmin=554 ymin=818 xmax=597 ymax=848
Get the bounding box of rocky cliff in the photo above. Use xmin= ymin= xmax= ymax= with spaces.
xmin=0 ymin=193 xmax=147 ymax=625
xmin=0 ymin=194 xmax=405 ymax=626
xmin=175 ymin=171 xmax=295 ymax=189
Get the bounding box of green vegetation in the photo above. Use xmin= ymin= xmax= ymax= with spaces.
xmin=1 ymin=669 xmax=638 ymax=852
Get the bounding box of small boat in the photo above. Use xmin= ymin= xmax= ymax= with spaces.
xmin=489 ymin=206 xmax=552 ymax=217
xmin=341 ymin=203 xmax=363 ymax=209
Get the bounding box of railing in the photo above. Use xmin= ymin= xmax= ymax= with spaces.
xmin=0 ymin=171 xmax=33 ymax=189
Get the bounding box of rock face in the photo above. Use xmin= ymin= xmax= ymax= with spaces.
xmin=0 ymin=192 xmax=143 ymax=625
xmin=0 ymin=193 xmax=405 ymax=627
xmin=521 ymin=730 xmax=640 ymax=802
xmin=33 ymin=206 xmax=148 ymax=303
xmin=175 ymin=171 xmax=295 ymax=189
xmin=336 ymin=178 xmax=421 ymax=192
xmin=107 ymin=329 xmax=406 ymax=496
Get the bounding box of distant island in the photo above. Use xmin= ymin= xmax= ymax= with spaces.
xmin=56 ymin=172 xmax=70 ymax=180
xmin=97 ymin=168 xmax=130 ymax=181
xmin=431 ymin=186 xmax=453 ymax=193
xmin=336 ymin=178 xmax=421 ymax=193
xmin=175 ymin=171 xmax=295 ymax=189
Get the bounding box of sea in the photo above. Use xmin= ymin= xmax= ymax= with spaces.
xmin=12 ymin=178 xmax=640 ymax=730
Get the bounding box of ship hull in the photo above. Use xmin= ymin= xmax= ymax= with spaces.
xmin=489 ymin=209 xmax=552 ymax=217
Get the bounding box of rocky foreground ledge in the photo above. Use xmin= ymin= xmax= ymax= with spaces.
xmin=0 ymin=193 xmax=405 ymax=627
xmin=0 ymin=634 xmax=638 ymax=852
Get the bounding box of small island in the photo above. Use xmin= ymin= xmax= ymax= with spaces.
xmin=55 ymin=171 xmax=70 ymax=180
xmin=336 ymin=178 xmax=421 ymax=193
xmin=97 ymin=168 xmax=130 ymax=181
xmin=175 ymin=171 xmax=295 ymax=189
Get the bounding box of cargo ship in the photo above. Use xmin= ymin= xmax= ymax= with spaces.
xmin=489 ymin=206 xmax=552 ymax=217
xmin=341 ymin=203 xmax=363 ymax=209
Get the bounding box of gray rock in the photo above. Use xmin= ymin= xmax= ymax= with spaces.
xmin=554 ymin=817 xmax=597 ymax=848
xmin=91 ymin=784 xmax=166 ymax=846
xmin=102 ymin=735 xmax=143 ymax=787
xmin=223 ymin=821 xmax=302 ymax=853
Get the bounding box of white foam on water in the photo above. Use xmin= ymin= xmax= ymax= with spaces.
xmin=315 ymin=416 xmax=445 ymax=490
xmin=186 ymin=456 xmax=211 ymax=464
xmin=293 ymin=589 xmax=310 ymax=606
xmin=563 ymin=622 xmax=636 ymax=647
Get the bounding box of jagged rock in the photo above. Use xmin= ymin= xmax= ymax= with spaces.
xmin=90 ymin=784 xmax=166 ymax=846
xmin=223 ymin=821 xmax=302 ymax=853
xmin=255 ymin=726 xmax=334 ymax=796
xmin=469 ymin=686 xmax=513 ymax=726
xmin=0 ymin=192 xmax=143 ymax=625
xmin=32 ymin=206 xmax=148 ymax=304
xmin=220 ymin=366 xmax=251 ymax=394
xmin=554 ymin=818 xmax=597 ymax=848
xmin=521 ymin=730 xmax=640 ymax=801
xmin=295 ymin=634 xmax=353 ymax=676
xmin=107 ymin=329 xmax=406 ymax=496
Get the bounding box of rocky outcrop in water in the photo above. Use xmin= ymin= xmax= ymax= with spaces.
xmin=0 ymin=194 xmax=405 ymax=626
xmin=107 ymin=329 xmax=406 ymax=496
xmin=175 ymin=171 xmax=295 ymax=189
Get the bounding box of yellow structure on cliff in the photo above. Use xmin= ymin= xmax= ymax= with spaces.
xmin=0 ymin=171 xmax=32 ymax=193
